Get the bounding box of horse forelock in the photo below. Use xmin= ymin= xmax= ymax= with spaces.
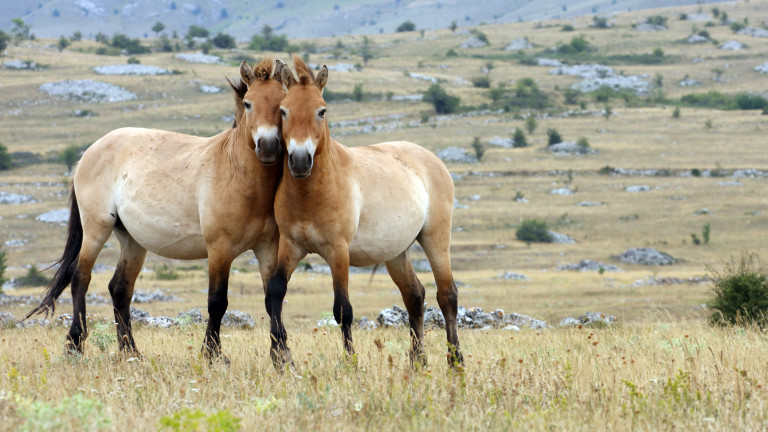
xmin=293 ymin=56 xmax=316 ymax=86
xmin=254 ymin=56 xmax=275 ymax=81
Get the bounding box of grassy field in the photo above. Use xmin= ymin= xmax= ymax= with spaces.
xmin=2 ymin=1 xmax=768 ymax=430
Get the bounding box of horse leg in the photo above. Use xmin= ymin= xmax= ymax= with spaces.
xmin=202 ymin=250 xmax=234 ymax=362
xmin=264 ymin=237 xmax=304 ymax=368
xmin=327 ymin=249 xmax=354 ymax=356
xmin=108 ymin=230 xmax=147 ymax=354
xmin=417 ymin=230 xmax=463 ymax=367
xmin=385 ymin=250 xmax=426 ymax=367
xmin=66 ymin=233 xmax=110 ymax=354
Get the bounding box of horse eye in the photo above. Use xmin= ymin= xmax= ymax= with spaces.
xmin=317 ymin=108 xmax=327 ymax=119
xmin=280 ymin=108 xmax=288 ymax=118
xmin=243 ymin=101 xmax=252 ymax=110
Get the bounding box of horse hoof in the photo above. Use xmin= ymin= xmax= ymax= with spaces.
xmin=270 ymin=348 xmax=293 ymax=371
xmin=63 ymin=343 xmax=83 ymax=357
xmin=447 ymin=351 xmax=464 ymax=368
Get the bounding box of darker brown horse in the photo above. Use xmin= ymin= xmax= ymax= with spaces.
xmin=264 ymin=57 xmax=463 ymax=368
xmin=27 ymin=58 xmax=287 ymax=361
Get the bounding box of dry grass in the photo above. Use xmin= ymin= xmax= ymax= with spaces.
xmin=2 ymin=1 xmax=768 ymax=430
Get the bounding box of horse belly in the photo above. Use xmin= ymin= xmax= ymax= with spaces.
xmin=348 ymin=201 xmax=426 ymax=267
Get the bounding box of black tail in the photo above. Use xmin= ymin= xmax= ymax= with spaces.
xmin=26 ymin=189 xmax=82 ymax=319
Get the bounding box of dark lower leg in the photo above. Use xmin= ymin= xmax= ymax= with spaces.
xmin=108 ymin=261 xmax=137 ymax=353
xmin=265 ymin=269 xmax=291 ymax=366
xmin=66 ymin=270 xmax=91 ymax=353
xmin=437 ymin=282 xmax=463 ymax=366
xmin=333 ymin=295 xmax=354 ymax=354
xmin=202 ymin=268 xmax=229 ymax=360
xmin=402 ymin=283 xmax=426 ymax=366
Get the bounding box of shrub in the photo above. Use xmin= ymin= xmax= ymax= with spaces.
xmin=730 ymin=21 xmax=745 ymax=33
xmin=422 ymin=84 xmax=460 ymax=114
xmin=646 ymin=15 xmax=668 ymax=27
xmin=126 ymin=56 xmax=140 ymax=64
xmin=0 ymin=29 xmax=10 ymax=53
xmin=57 ymin=36 xmax=70 ymax=52
xmin=691 ymin=168 xmax=701 ymax=176
xmin=249 ymin=25 xmax=288 ymax=51
xmin=516 ymin=220 xmax=552 ymax=243
xmin=0 ymin=142 xmax=12 ymax=170
xmin=471 ymin=137 xmax=485 ymax=161
xmin=561 ymin=24 xmax=575 ymax=32
xmin=151 ymin=21 xmax=165 ymax=36
xmin=525 ymin=116 xmax=537 ymax=134
xmin=110 ymin=33 xmax=149 ymax=54
xmin=15 ymin=265 xmax=51 ymax=287
xmin=60 ymin=145 xmax=82 ymax=172
xmin=155 ymin=264 xmax=179 ymax=280
xmin=577 ymin=137 xmax=590 ymax=148
xmin=445 ymin=49 xmax=458 ymax=57
xmin=563 ymin=88 xmax=580 ymax=104
xmin=546 ymin=128 xmax=563 ymax=146
xmin=186 ymin=25 xmax=209 ymax=39
xmin=353 ymin=83 xmax=364 ymax=102
xmin=212 ymin=32 xmax=236 ymax=49
xmin=556 ymin=35 xmax=591 ymax=54
xmin=512 ymin=128 xmax=527 ymax=148
xmin=396 ymin=21 xmax=416 ymax=32
xmin=592 ymin=16 xmax=609 ymax=29
xmin=471 ymin=76 xmax=491 ymax=88
xmin=735 ymin=93 xmax=768 ymax=111
xmin=708 ymin=253 xmax=768 ymax=327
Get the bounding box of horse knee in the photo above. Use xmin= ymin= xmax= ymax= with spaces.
xmin=207 ymin=293 xmax=228 ymax=320
xmin=265 ymin=270 xmax=287 ymax=315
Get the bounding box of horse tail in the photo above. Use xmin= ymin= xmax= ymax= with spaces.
xmin=26 ymin=189 xmax=82 ymax=319
xmin=368 ymin=263 xmax=380 ymax=285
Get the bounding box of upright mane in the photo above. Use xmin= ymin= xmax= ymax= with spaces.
xmin=292 ymin=56 xmax=316 ymax=86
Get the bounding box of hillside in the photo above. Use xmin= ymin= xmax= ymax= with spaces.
xmin=1 ymin=0 xmax=726 ymax=40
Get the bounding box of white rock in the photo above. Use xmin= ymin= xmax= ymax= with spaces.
xmin=505 ymin=38 xmax=532 ymax=50
xmin=0 ymin=192 xmax=37 ymax=204
xmin=738 ymin=26 xmax=768 ymax=38
xmin=755 ymin=62 xmax=768 ymax=74
xmin=200 ymin=85 xmax=222 ymax=93
xmin=35 ymin=208 xmax=70 ymax=224
xmin=550 ymin=188 xmax=573 ymax=195
xmin=39 ymin=80 xmax=137 ymax=103
xmin=625 ymin=185 xmax=650 ymax=193
xmin=93 ymin=64 xmax=169 ymax=75
xmin=460 ymin=37 xmax=489 ymax=48
xmin=175 ymin=52 xmax=224 ymax=64
xmin=720 ymin=40 xmax=746 ymax=50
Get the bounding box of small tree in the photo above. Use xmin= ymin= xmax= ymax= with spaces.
xmin=449 ymin=20 xmax=458 ymax=33
xmin=516 ymin=219 xmax=552 ymax=244
xmin=353 ymin=83 xmax=364 ymax=102
xmin=546 ymin=128 xmax=562 ymax=146
xmin=61 ymin=145 xmax=81 ymax=172
xmin=708 ymin=252 xmax=768 ymax=327
xmin=471 ymin=137 xmax=486 ymax=161
xmin=471 ymin=76 xmax=491 ymax=88
xmin=422 ymin=84 xmax=460 ymax=114
xmin=396 ymin=21 xmax=416 ymax=32
xmin=152 ymin=21 xmax=165 ymax=37
xmin=360 ymin=36 xmax=375 ymax=66
xmin=0 ymin=142 xmax=12 ymax=170
xmin=11 ymin=18 xmax=32 ymax=43
xmin=57 ymin=35 xmax=70 ymax=52
xmin=512 ymin=128 xmax=527 ymax=148
xmin=71 ymin=31 xmax=82 ymax=42
xmin=186 ymin=25 xmax=209 ymax=39
xmin=672 ymin=107 xmax=681 ymax=118
xmin=212 ymin=32 xmax=236 ymax=49
xmin=525 ymin=116 xmax=538 ymax=134
xmin=603 ymin=105 xmax=612 ymax=120
xmin=0 ymin=29 xmax=10 ymax=53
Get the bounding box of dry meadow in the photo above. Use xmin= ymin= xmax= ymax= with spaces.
xmin=2 ymin=1 xmax=768 ymax=430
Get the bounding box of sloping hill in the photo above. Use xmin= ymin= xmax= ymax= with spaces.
xmin=1 ymin=0 xmax=726 ymax=40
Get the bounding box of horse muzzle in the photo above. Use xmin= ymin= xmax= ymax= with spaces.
xmin=256 ymin=137 xmax=282 ymax=165
xmin=288 ymin=152 xmax=313 ymax=179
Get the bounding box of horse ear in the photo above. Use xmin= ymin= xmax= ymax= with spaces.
xmin=281 ymin=64 xmax=298 ymax=90
xmin=315 ymin=65 xmax=328 ymax=91
xmin=274 ymin=59 xmax=286 ymax=85
xmin=240 ymin=60 xmax=255 ymax=86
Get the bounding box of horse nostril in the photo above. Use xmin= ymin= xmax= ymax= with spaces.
xmin=307 ymin=155 xmax=312 ymax=166
xmin=288 ymin=154 xmax=294 ymax=165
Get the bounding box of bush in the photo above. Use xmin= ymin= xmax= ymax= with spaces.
xmin=471 ymin=76 xmax=491 ymax=88
xmin=672 ymin=107 xmax=681 ymax=118
xmin=249 ymin=25 xmax=288 ymax=51
xmin=396 ymin=21 xmax=416 ymax=32
xmin=563 ymin=88 xmax=580 ymax=105
xmin=60 ymin=145 xmax=82 ymax=172
xmin=561 ymin=24 xmax=575 ymax=32
xmin=525 ymin=116 xmax=537 ymax=134
xmin=353 ymin=83 xmax=364 ymax=102
xmin=547 ymin=128 xmax=563 ymax=146
xmin=0 ymin=29 xmax=10 ymax=53
xmin=445 ymin=49 xmax=458 ymax=57
xmin=512 ymin=128 xmax=527 ymax=148
xmin=592 ymin=16 xmax=609 ymax=29
xmin=422 ymin=84 xmax=460 ymax=114
xmin=708 ymin=253 xmax=768 ymax=327
xmin=212 ymin=32 xmax=236 ymax=49
xmin=155 ymin=264 xmax=179 ymax=280
xmin=735 ymin=93 xmax=768 ymax=111
xmin=471 ymin=137 xmax=485 ymax=161
xmin=646 ymin=15 xmax=668 ymax=27
xmin=0 ymin=142 xmax=12 ymax=170
xmin=556 ymin=35 xmax=591 ymax=54
xmin=15 ymin=265 xmax=51 ymax=287
xmin=110 ymin=33 xmax=149 ymax=54
xmin=730 ymin=21 xmax=745 ymax=33
xmin=516 ymin=220 xmax=552 ymax=243
xmin=126 ymin=56 xmax=140 ymax=64
xmin=186 ymin=25 xmax=209 ymax=39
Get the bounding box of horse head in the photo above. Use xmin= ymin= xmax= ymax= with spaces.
xmin=278 ymin=55 xmax=329 ymax=179
xmin=227 ymin=57 xmax=287 ymax=165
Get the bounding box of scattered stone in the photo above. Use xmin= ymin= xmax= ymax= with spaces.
xmin=35 ymin=208 xmax=69 ymax=224
xmin=560 ymin=312 xmax=616 ymax=327
xmin=537 ymin=58 xmax=563 ymax=67
xmin=132 ymin=289 xmax=180 ymax=303
xmin=377 ymin=305 xmax=409 ymax=327
xmin=679 ymin=78 xmax=702 ymax=87
xmin=450 ymin=173 xmax=462 ymax=182
xmin=718 ymin=181 xmax=742 ymax=187
xmin=504 ymin=325 xmax=521 ymax=331
xmin=754 ymin=62 xmax=768 ymax=75
xmin=0 ymin=293 xmax=41 ymax=306
xmin=409 ymin=72 xmax=438 ymax=83
xmin=200 ymin=85 xmax=222 ymax=93
xmin=317 ymin=317 xmax=339 ymax=327
xmin=130 ymin=307 xmax=150 ymax=321
xmin=0 ymin=191 xmax=37 ymax=205
xmin=3 ymin=59 xmax=43 ymax=70
xmin=437 ymin=147 xmax=477 ymax=163
xmin=391 ymin=94 xmax=423 ymax=101
xmin=93 ymin=64 xmax=170 ymax=75
xmin=547 ymin=141 xmax=595 ymax=155
xmin=457 ymin=306 xmax=497 ymax=329
xmin=412 ymin=259 xmax=432 ymax=273
xmin=548 ymin=231 xmax=576 ymax=244
xmin=558 ymin=260 xmax=623 ymax=272
xmin=138 ymin=316 xmax=178 ymax=328
xmin=551 ymin=63 xmax=651 ymax=94
xmin=631 ymin=276 xmax=709 ymax=287
xmin=178 ymin=308 xmax=205 ymax=324
xmin=550 ymin=188 xmax=573 ymax=195
xmin=327 ymin=63 xmax=356 ymax=72
xmin=487 ymin=136 xmax=514 ymax=148
xmin=625 ymin=185 xmax=651 ymax=193
xmin=57 ymin=293 xmax=110 ymax=305
xmin=497 ymin=271 xmax=530 ymax=281
xmin=39 ymin=80 xmax=138 ymax=103
xmin=505 ymin=38 xmax=533 ymax=50
xmin=17 ymin=318 xmax=50 ymax=328
xmin=686 ymin=13 xmax=713 ymax=21
xmin=453 ymin=198 xmax=468 ymax=209
xmin=635 ymin=23 xmax=667 ymax=32
xmin=503 ymin=312 xmax=548 ymax=330
xmin=358 ymin=316 xmax=378 ymax=330
xmin=424 ymin=306 xmax=446 ymax=329
xmin=175 ymin=52 xmax=224 ymax=64
xmin=4 ymin=239 xmax=27 ymax=247
xmin=55 ymin=314 xmax=72 ymax=327
xmin=694 ymin=208 xmax=710 ymax=215
xmin=577 ymin=201 xmax=603 ymax=207
xmin=618 ymin=248 xmax=675 ymax=266
xmin=738 ymin=26 xmax=768 ymax=38
xmin=720 ymin=40 xmax=746 ymax=50
xmin=686 ymin=34 xmax=709 ymax=44
xmin=467 ymin=194 xmax=481 ymax=201
xmin=460 ymin=37 xmax=489 ymax=48
xmin=221 ymin=310 xmax=255 ymax=328
xmin=0 ymin=311 xmax=18 ymax=328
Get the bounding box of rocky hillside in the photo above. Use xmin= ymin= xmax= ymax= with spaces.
xmin=1 ymin=0 xmax=724 ymax=40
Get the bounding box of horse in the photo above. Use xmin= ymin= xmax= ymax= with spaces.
xmin=264 ymin=56 xmax=463 ymax=368
xmin=27 ymin=58 xmax=288 ymax=361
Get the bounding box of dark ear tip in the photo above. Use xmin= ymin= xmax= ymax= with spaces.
xmin=240 ymin=60 xmax=248 ymax=67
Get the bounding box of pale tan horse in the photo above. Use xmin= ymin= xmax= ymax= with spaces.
xmin=265 ymin=57 xmax=463 ymax=367
xmin=27 ymin=58 xmax=287 ymax=360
